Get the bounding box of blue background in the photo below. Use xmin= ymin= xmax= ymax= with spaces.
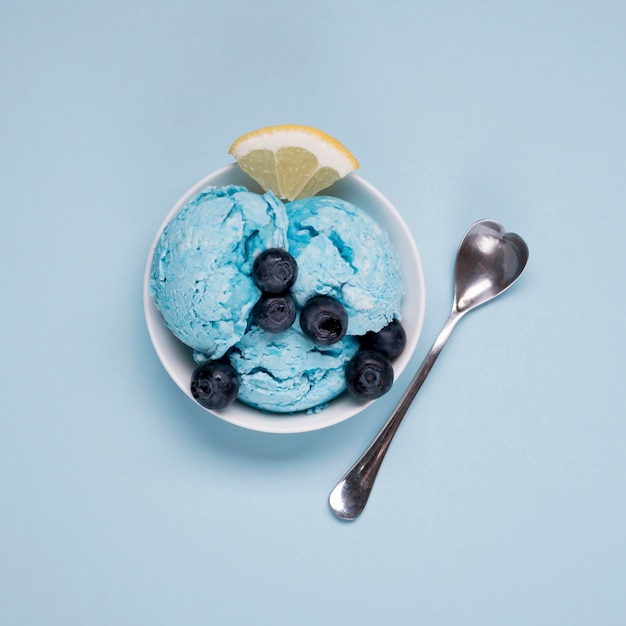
xmin=2 ymin=1 xmax=625 ymax=624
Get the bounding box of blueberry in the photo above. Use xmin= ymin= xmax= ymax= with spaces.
xmin=190 ymin=359 xmax=239 ymax=409
xmin=252 ymin=248 xmax=298 ymax=294
xmin=345 ymin=350 xmax=394 ymax=400
xmin=360 ymin=319 xmax=406 ymax=359
xmin=300 ymin=295 xmax=348 ymax=346
xmin=252 ymin=294 xmax=297 ymax=333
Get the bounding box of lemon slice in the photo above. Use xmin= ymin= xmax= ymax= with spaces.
xmin=228 ymin=124 xmax=359 ymax=201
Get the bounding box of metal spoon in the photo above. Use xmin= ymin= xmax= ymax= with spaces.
xmin=329 ymin=219 xmax=529 ymax=520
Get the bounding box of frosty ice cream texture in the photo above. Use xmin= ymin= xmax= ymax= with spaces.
xmin=149 ymin=185 xmax=289 ymax=359
xmin=229 ymin=325 xmax=359 ymax=413
xmin=287 ymin=196 xmax=402 ymax=336
xmin=149 ymin=186 xmax=403 ymax=413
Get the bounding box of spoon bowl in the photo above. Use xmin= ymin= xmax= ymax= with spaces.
xmin=454 ymin=220 xmax=529 ymax=312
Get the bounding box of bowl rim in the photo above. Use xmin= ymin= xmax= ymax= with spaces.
xmin=143 ymin=163 xmax=425 ymax=433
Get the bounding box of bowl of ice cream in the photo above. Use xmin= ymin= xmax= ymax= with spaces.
xmin=144 ymin=163 xmax=425 ymax=433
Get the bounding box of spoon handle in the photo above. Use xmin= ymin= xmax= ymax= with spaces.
xmin=329 ymin=310 xmax=463 ymax=520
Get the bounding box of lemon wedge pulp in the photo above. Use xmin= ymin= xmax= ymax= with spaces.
xmin=228 ymin=124 xmax=359 ymax=201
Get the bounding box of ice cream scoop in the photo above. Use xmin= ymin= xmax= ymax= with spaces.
xmin=286 ymin=196 xmax=402 ymax=336
xmin=149 ymin=185 xmax=288 ymax=359
xmin=229 ymin=324 xmax=359 ymax=413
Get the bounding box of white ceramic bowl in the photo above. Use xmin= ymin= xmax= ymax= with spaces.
xmin=143 ymin=164 xmax=425 ymax=433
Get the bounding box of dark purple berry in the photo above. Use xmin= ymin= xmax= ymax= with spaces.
xmin=191 ymin=359 xmax=239 ymax=409
xmin=300 ymin=295 xmax=348 ymax=346
xmin=252 ymin=248 xmax=298 ymax=294
xmin=345 ymin=350 xmax=394 ymax=400
xmin=252 ymin=294 xmax=297 ymax=333
xmin=360 ymin=319 xmax=406 ymax=359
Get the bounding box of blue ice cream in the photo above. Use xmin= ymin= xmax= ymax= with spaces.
xmin=149 ymin=185 xmax=289 ymax=359
xmin=150 ymin=184 xmax=404 ymax=414
xmin=229 ymin=323 xmax=359 ymax=413
xmin=286 ymin=196 xmax=403 ymax=336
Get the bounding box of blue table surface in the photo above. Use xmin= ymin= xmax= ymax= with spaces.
xmin=2 ymin=2 xmax=625 ymax=624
